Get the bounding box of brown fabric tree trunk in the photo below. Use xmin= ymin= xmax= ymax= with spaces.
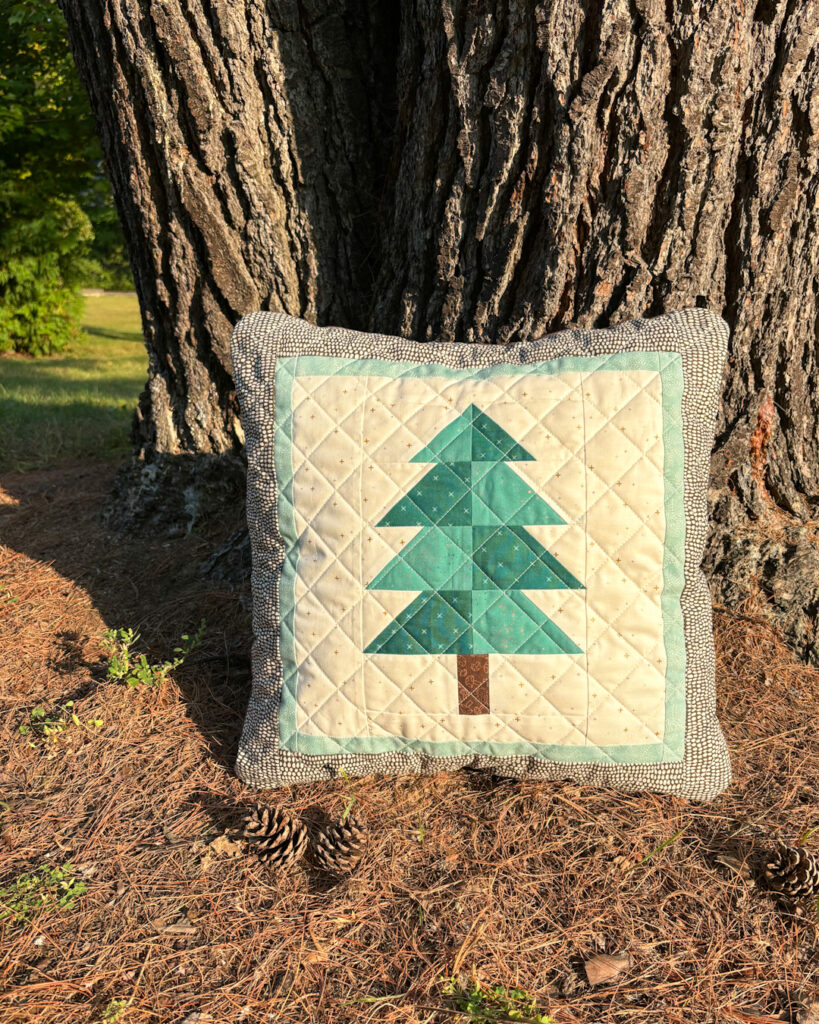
xmin=59 ymin=0 xmax=819 ymax=659
xmin=457 ymin=654 xmax=491 ymax=715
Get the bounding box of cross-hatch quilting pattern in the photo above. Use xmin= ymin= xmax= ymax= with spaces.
xmin=278 ymin=362 xmax=682 ymax=756
xmin=275 ymin=354 xmax=685 ymax=762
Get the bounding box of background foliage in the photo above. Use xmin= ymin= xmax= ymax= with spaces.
xmin=0 ymin=0 xmax=131 ymax=355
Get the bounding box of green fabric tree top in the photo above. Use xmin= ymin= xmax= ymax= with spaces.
xmin=365 ymin=405 xmax=583 ymax=665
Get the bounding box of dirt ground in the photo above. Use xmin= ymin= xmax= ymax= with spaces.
xmin=1 ymin=462 xmax=817 ymax=1024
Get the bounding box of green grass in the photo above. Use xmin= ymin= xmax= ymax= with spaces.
xmin=0 ymin=293 xmax=146 ymax=472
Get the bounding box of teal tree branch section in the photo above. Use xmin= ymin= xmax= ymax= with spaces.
xmin=365 ymin=404 xmax=584 ymax=659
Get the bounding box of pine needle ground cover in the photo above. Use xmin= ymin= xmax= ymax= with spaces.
xmin=1 ymin=463 xmax=818 ymax=1023
xmin=0 ymin=294 xmax=145 ymax=472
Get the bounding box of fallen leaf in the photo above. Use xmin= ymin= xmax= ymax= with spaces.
xmin=713 ymin=852 xmax=754 ymax=882
xmin=208 ymin=833 xmax=244 ymax=857
xmin=198 ymin=832 xmax=245 ymax=872
xmin=583 ymin=952 xmax=632 ymax=986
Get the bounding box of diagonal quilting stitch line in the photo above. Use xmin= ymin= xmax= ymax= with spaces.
xmin=592 ymin=601 xmax=669 ymax=695
xmin=291 ymin=597 xmax=410 ymax=738
xmin=365 ymin=399 xmax=582 ymax=615
xmin=579 ymin=362 xmax=681 ymax=508
xmin=560 ymin=531 xmax=672 ymax=718
xmin=367 ymin=416 xmax=582 ymax=596
xmin=298 ymin=535 xmax=364 ymax=632
xmin=373 ymin=646 xmax=457 ymax=711
xmin=303 ymin=600 xmax=619 ymax=753
xmin=370 ymin=518 xmax=580 ymax=647
xmin=469 ymin=588 xmax=570 ymax=650
xmin=582 ymin=456 xmax=679 ymax=583
xmin=543 ymin=364 xmax=678 ymax=739
xmin=304 ymin=618 xmax=657 ymax=755
xmin=467 ymin=455 xmax=574 ymax=529
xmin=573 ymin=657 xmax=668 ymax=744
xmin=376 ymin=517 xmax=576 ymax=598
xmin=303 ymin=357 xmax=665 ymax=535
xmin=503 ymin=663 xmax=586 ymax=723
xmin=380 ymin=464 xmax=472 ymax=527
xmin=582 ymin=653 xmax=670 ymax=739
xmin=557 ymin=387 xmax=676 ymax=568
xmin=466 ymin=407 xmax=532 ymax=461
xmin=295 ymin=653 xmax=371 ymax=723
xmin=300 ymin=419 xmax=536 ymax=733
xmin=455 ymin=381 xmax=669 ymax=581
xmin=363 ymin=588 xmax=581 ymax=744
xmin=370 ymin=656 xmax=464 ymax=722
xmin=365 ymin=623 xmax=657 ymax=753
xmin=474 ymin=524 xmax=582 ymax=590
xmin=374 ymin=528 xmax=475 ymax=592
xmin=368 ymin=591 xmax=474 ymax=656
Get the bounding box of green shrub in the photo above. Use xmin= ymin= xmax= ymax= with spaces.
xmin=0 ymin=196 xmax=93 ymax=355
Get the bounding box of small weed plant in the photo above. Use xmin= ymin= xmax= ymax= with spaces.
xmin=338 ymin=767 xmax=358 ymax=821
xmin=102 ymin=619 xmax=205 ymax=688
xmin=101 ymin=998 xmax=128 ymax=1023
xmin=0 ymin=863 xmax=86 ymax=924
xmin=19 ymin=701 xmax=103 ymax=747
xmin=441 ymin=977 xmax=554 ymax=1023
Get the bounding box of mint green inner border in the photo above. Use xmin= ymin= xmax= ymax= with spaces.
xmin=274 ymin=352 xmax=686 ymax=764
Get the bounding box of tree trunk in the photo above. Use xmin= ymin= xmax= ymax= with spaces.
xmin=60 ymin=0 xmax=819 ymax=657
xmin=57 ymin=0 xmax=395 ymax=458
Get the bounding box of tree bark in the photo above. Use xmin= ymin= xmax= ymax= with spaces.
xmin=57 ymin=0 xmax=395 ymax=457
xmin=60 ymin=0 xmax=819 ymax=657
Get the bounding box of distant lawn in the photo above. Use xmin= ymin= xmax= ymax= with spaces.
xmin=0 ymin=294 xmax=146 ymax=473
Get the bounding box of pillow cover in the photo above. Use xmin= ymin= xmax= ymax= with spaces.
xmin=231 ymin=308 xmax=731 ymax=801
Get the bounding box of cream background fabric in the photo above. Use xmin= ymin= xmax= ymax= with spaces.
xmin=288 ymin=367 xmax=669 ymax=749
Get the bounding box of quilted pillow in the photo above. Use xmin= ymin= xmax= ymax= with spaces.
xmin=231 ymin=309 xmax=731 ymax=801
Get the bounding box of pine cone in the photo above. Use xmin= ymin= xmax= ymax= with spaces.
xmin=243 ymin=805 xmax=307 ymax=870
xmin=764 ymin=843 xmax=819 ymax=898
xmin=313 ymin=813 xmax=366 ymax=874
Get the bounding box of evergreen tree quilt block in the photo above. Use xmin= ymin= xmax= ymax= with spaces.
xmin=232 ymin=308 xmax=731 ymax=800
xmin=365 ymin=404 xmax=584 ymax=715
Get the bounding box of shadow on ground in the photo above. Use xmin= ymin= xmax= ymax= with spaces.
xmin=0 ymin=459 xmax=251 ymax=772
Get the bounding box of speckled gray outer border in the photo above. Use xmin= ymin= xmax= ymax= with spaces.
xmin=231 ymin=308 xmax=731 ymax=801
